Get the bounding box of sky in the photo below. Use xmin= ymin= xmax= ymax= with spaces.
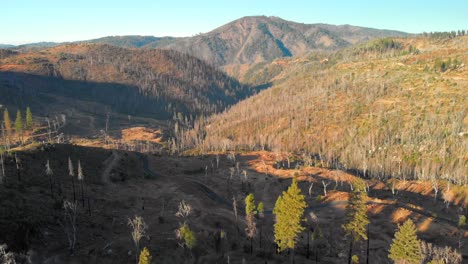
xmin=1 ymin=0 xmax=467 ymax=45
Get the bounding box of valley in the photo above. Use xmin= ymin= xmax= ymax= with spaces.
xmin=0 ymin=13 xmax=467 ymax=264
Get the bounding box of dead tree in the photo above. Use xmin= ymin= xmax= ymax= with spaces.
xmin=14 ymin=154 xmax=21 ymax=182
xmin=0 ymin=152 xmax=5 ymax=185
xmin=308 ymin=182 xmax=314 ymax=197
xmin=46 ymin=117 xmax=52 ymax=142
xmin=232 ymin=196 xmax=239 ymax=236
xmin=175 ymin=200 xmax=192 ymax=224
xmin=105 ymin=112 xmax=110 ymax=146
xmin=68 ymin=157 xmax=76 ymax=202
xmin=391 ymin=182 xmax=398 ymax=198
xmin=322 ymin=180 xmax=330 ymax=197
xmin=58 ymin=200 xmax=78 ymax=254
xmin=77 ymin=160 xmax=85 ymax=208
xmin=432 ymin=179 xmax=439 ymax=203
xmin=46 ymin=160 xmax=54 ymax=196
xmin=128 ymin=215 xmax=147 ymax=264
xmin=1 ymin=123 xmax=9 ymax=151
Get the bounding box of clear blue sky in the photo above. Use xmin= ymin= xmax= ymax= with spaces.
xmin=2 ymin=0 xmax=467 ymax=45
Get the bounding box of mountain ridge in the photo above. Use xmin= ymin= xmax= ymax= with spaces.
xmin=3 ymin=16 xmax=410 ymax=66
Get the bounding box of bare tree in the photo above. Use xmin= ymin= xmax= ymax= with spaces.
xmin=227 ymin=152 xmax=236 ymax=165
xmin=232 ymin=196 xmax=239 ymax=236
xmin=77 ymin=160 xmax=85 ymax=208
xmin=45 ymin=160 xmax=54 ymax=196
xmin=322 ymin=180 xmax=330 ymax=196
xmin=175 ymin=200 xmax=192 ymax=223
xmin=391 ymin=182 xmax=398 ymax=198
xmin=421 ymin=241 xmax=462 ymax=264
xmin=105 ymin=112 xmax=110 ymax=145
xmin=46 ymin=117 xmax=52 ymax=142
xmin=68 ymin=157 xmax=76 ymax=202
xmin=0 ymin=244 xmax=16 ymax=264
xmin=58 ymin=200 xmax=78 ymax=254
xmin=0 ymin=152 xmax=5 ymax=185
xmin=229 ymin=168 xmax=235 ymax=182
xmin=14 ymin=154 xmax=21 ymax=182
xmin=432 ymin=179 xmax=439 ymax=203
xmin=1 ymin=123 xmax=9 ymax=151
xmin=232 ymin=196 xmax=238 ymax=222
xmin=242 ymin=170 xmax=248 ymax=182
xmin=308 ymin=182 xmax=314 ymax=197
xmin=128 ymin=215 xmax=147 ymax=264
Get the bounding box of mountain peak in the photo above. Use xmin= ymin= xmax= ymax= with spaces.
xmin=4 ymin=17 xmax=410 ymax=66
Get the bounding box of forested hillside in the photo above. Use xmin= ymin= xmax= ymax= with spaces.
xmin=181 ymin=36 xmax=468 ymax=184
xmin=0 ymin=44 xmax=249 ymax=120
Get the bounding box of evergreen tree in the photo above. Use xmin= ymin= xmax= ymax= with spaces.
xmin=257 ymin=202 xmax=264 ymax=217
xmin=3 ymin=109 xmax=11 ymax=137
xmin=273 ymin=178 xmax=307 ymax=260
xmin=343 ymin=179 xmax=369 ymax=264
xmin=14 ymin=110 xmax=23 ymax=142
xmin=26 ymin=107 xmax=33 ymax=130
xmin=177 ymin=223 xmax=197 ymax=250
xmin=138 ymin=247 xmax=152 ymax=264
xmin=388 ymin=219 xmax=421 ymax=264
xmin=245 ymin=193 xmax=257 ymax=254
xmin=245 ymin=193 xmax=256 ymax=216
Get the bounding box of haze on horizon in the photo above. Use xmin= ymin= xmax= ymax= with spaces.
xmin=1 ymin=0 xmax=467 ymax=45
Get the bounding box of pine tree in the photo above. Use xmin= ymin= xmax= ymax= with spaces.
xmin=245 ymin=193 xmax=256 ymax=216
xmin=245 ymin=193 xmax=257 ymax=254
xmin=14 ymin=110 xmax=23 ymax=142
xmin=388 ymin=219 xmax=421 ymax=264
xmin=138 ymin=247 xmax=152 ymax=264
xmin=273 ymin=178 xmax=307 ymax=260
xmin=176 ymin=223 xmax=197 ymax=250
xmin=3 ymin=109 xmax=11 ymax=140
xmin=25 ymin=107 xmax=33 ymax=130
xmin=343 ymin=178 xmax=369 ymax=264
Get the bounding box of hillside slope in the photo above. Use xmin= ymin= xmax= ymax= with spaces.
xmin=147 ymin=16 xmax=409 ymax=66
xmin=6 ymin=16 xmax=409 ymax=67
xmin=190 ymin=36 xmax=468 ymax=184
xmin=0 ymin=44 xmax=249 ymax=123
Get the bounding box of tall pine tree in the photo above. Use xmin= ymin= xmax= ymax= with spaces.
xmin=245 ymin=193 xmax=257 ymax=254
xmin=273 ymin=178 xmax=307 ymax=262
xmin=3 ymin=109 xmax=11 ymax=138
xmin=343 ymin=178 xmax=369 ymax=264
xmin=388 ymin=219 xmax=421 ymax=264
xmin=26 ymin=107 xmax=33 ymax=130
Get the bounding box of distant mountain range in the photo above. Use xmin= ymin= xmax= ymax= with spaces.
xmin=2 ymin=16 xmax=410 ymax=66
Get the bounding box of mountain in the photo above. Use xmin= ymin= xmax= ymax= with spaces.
xmin=16 ymin=41 xmax=61 ymax=49
xmin=4 ymin=16 xmax=410 ymax=67
xmin=0 ymin=44 xmax=250 ymax=135
xmin=79 ymin=35 xmax=176 ymax=48
xmin=0 ymin=44 xmax=15 ymax=49
xmin=154 ymin=16 xmax=410 ymax=66
xmin=184 ymin=36 xmax=468 ymax=184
